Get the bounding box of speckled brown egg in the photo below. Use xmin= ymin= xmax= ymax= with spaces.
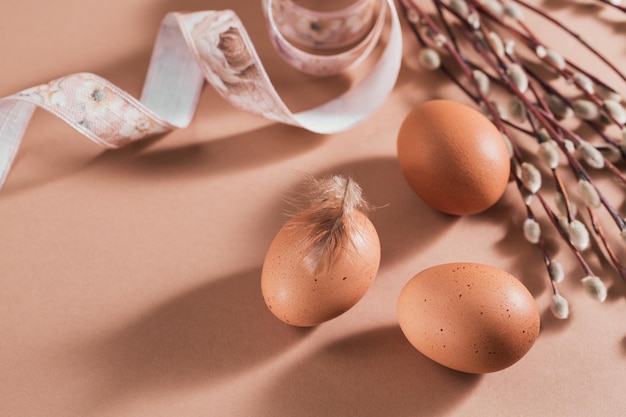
xmin=261 ymin=209 xmax=381 ymax=327
xmin=397 ymin=262 xmax=540 ymax=374
xmin=397 ymin=99 xmax=511 ymax=215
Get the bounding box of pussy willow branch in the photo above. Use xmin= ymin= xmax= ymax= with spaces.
xmin=511 ymin=0 xmax=626 ymax=84
xmin=400 ymin=0 xmax=626 ymax=316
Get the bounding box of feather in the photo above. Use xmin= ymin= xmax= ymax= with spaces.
xmin=285 ymin=174 xmax=370 ymax=274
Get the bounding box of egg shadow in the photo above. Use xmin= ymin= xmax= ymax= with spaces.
xmin=470 ymin=186 xmax=551 ymax=298
xmin=260 ymin=326 xmax=481 ymax=417
xmin=80 ymin=268 xmax=309 ymax=411
xmin=301 ymin=156 xmax=458 ymax=269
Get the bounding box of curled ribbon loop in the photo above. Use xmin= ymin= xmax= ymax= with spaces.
xmin=0 ymin=0 xmax=401 ymax=190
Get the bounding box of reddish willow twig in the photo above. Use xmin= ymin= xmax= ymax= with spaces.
xmin=399 ymin=0 xmax=625 ymax=318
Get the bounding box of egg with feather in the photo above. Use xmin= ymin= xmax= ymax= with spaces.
xmin=261 ymin=175 xmax=381 ymax=327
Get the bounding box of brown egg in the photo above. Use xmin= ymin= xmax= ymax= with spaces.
xmin=397 ymin=99 xmax=511 ymax=215
xmin=397 ymin=262 xmax=540 ymax=374
xmin=261 ymin=209 xmax=381 ymax=327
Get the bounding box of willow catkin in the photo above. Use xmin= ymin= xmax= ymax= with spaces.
xmin=577 ymin=142 xmax=605 ymax=169
xmin=551 ymin=294 xmax=570 ymax=319
xmin=503 ymin=1 xmax=523 ymax=19
xmin=573 ymin=99 xmax=599 ymax=120
xmin=523 ymin=218 xmax=541 ymax=244
xmin=537 ymin=141 xmax=560 ymax=169
xmin=472 ymin=69 xmax=490 ymax=96
xmin=506 ymin=63 xmax=529 ymax=93
xmin=544 ymin=49 xmax=566 ymax=70
xmin=573 ymin=72 xmax=594 ymax=94
xmin=419 ymin=48 xmax=441 ymax=70
xmin=546 ymin=94 xmax=573 ymax=120
xmin=548 ymin=260 xmax=565 ymax=283
xmin=582 ymin=275 xmax=607 ymax=302
xmin=568 ymin=219 xmax=590 ymax=251
xmin=577 ymin=179 xmax=601 ymax=209
xmin=487 ymin=31 xmax=505 ymax=58
xmin=596 ymin=83 xmax=622 ymax=102
xmin=603 ymin=100 xmax=626 ymax=125
xmin=520 ymin=162 xmax=542 ymax=193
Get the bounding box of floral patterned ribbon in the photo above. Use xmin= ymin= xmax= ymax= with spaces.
xmin=0 ymin=0 xmax=401 ymax=190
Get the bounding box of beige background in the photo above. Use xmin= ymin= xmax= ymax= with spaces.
xmin=1 ymin=1 xmax=625 ymax=416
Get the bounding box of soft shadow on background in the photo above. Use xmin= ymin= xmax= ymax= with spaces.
xmin=261 ymin=326 xmax=481 ymax=417
xmin=301 ymin=156 xmax=459 ymax=268
xmin=80 ymin=269 xmax=310 ymax=411
xmin=4 ymin=119 xmax=327 ymax=196
xmin=87 ymin=123 xmax=326 ymax=181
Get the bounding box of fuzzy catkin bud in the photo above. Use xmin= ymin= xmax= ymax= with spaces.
xmin=573 ymin=72 xmax=594 ymax=94
xmin=467 ymin=13 xmax=481 ymax=29
xmin=603 ymin=100 xmax=626 ymax=125
xmin=568 ymin=219 xmax=590 ymax=251
xmin=521 ymin=162 xmax=542 ymax=193
xmin=419 ymin=48 xmax=441 ymax=70
xmin=537 ymin=128 xmax=551 ymax=143
xmin=483 ymin=0 xmax=504 ymax=16
xmin=545 ymin=49 xmax=566 ymax=70
xmin=545 ymin=94 xmax=573 ymax=120
xmin=504 ymin=39 xmax=516 ymax=56
xmin=450 ymin=0 xmax=470 ymax=17
xmin=549 ymin=260 xmax=565 ymax=283
xmin=573 ymin=99 xmax=599 ymax=120
xmin=551 ymin=294 xmax=570 ymax=319
xmin=582 ymin=275 xmax=607 ymax=302
xmin=491 ymin=101 xmax=507 ymax=121
xmin=522 ymin=189 xmax=534 ymax=206
xmin=407 ymin=8 xmax=419 ymax=24
xmin=535 ymin=45 xmax=547 ymax=59
xmin=503 ymin=1 xmax=523 ymax=19
xmin=472 ymin=69 xmax=490 ymax=96
xmin=577 ymin=179 xmax=601 ymax=209
xmin=596 ymin=83 xmax=622 ymax=102
xmin=564 ymin=139 xmax=576 ymax=154
xmin=538 ymin=141 xmax=560 ymax=169
xmin=506 ymin=63 xmax=529 ymax=93
xmin=508 ymin=96 xmax=526 ymax=122
xmin=487 ymin=31 xmax=505 ymax=57
xmin=501 ymin=133 xmax=514 ymax=158
xmin=523 ymin=218 xmax=541 ymax=244
xmin=577 ymin=142 xmax=605 ymax=169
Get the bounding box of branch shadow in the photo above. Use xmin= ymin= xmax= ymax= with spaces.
xmin=261 ymin=326 xmax=481 ymax=417
xmin=79 ymin=268 xmax=309 ymax=412
xmin=469 ymin=185 xmax=552 ymax=298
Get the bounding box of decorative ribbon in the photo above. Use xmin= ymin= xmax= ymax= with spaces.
xmin=0 ymin=0 xmax=402 ymax=190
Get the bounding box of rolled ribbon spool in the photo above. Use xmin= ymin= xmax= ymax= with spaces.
xmin=265 ymin=0 xmax=385 ymax=75
xmin=266 ymin=0 xmax=378 ymax=52
xmin=0 ymin=0 xmax=402 ymax=191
